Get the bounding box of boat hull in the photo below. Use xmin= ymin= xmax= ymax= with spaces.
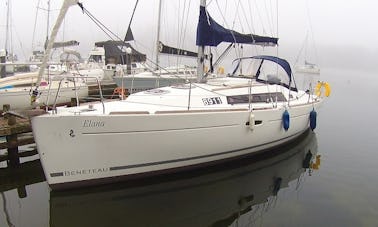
xmin=0 ymin=85 xmax=88 ymax=110
xmin=294 ymin=65 xmax=320 ymax=74
xmin=49 ymin=130 xmax=317 ymax=226
xmin=32 ymin=102 xmax=319 ymax=190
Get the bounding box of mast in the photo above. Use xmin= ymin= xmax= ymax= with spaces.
xmin=197 ymin=0 xmax=206 ymax=82
xmin=32 ymin=0 xmax=78 ymax=104
xmin=45 ymin=0 xmax=51 ymax=50
xmin=1 ymin=0 xmax=11 ymax=78
xmin=4 ymin=0 xmax=10 ymax=52
xmin=154 ymin=0 xmax=162 ymax=70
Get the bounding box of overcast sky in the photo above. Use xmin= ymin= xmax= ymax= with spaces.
xmin=1 ymin=0 xmax=377 ymax=65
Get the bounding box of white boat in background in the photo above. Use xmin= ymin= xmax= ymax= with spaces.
xmin=295 ymin=61 xmax=320 ymax=74
xmin=294 ymin=32 xmax=320 ymax=74
xmin=112 ymin=2 xmax=208 ymax=93
xmin=71 ymin=45 xmax=110 ymax=85
xmin=31 ymin=0 xmax=329 ymax=190
xmin=0 ymin=48 xmax=109 ymax=110
xmin=113 ymin=64 xmax=202 ymax=93
xmin=72 ymin=41 xmax=149 ymax=86
xmin=0 ymin=71 xmax=88 ymax=110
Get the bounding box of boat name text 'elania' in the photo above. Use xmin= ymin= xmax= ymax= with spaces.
xmin=64 ymin=168 xmax=109 ymax=176
xmin=82 ymin=119 xmax=105 ymax=127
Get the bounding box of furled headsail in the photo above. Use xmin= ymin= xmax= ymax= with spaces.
xmin=52 ymin=40 xmax=80 ymax=48
xmin=196 ymin=6 xmax=278 ymax=47
xmin=158 ymin=41 xmax=198 ymax=58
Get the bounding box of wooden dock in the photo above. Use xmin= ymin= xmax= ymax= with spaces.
xmin=0 ymin=159 xmax=45 ymax=197
xmin=0 ymin=104 xmax=36 ymax=167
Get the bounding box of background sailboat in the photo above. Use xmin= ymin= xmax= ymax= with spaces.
xmin=294 ymin=33 xmax=320 ymax=74
xmin=294 ymin=0 xmax=320 ymax=75
xmin=111 ymin=0 xmax=206 ymax=93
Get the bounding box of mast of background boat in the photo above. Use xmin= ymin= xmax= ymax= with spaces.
xmin=197 ymin=0 xmax=206 ymax=82
xmin=4 ymin=0 xmax=10 ymax=54
xmin=45 ymin=0 xmax=51 ymax=51
xmin=31 ymin=1 xmax=50 ymax=54
xmin=154 ymin=0 xmax=162 ymax=71
xmin=31 ymin=0 xmax=78 ymax=105
xmin=1 ymin=0 xmax=11 ymax=78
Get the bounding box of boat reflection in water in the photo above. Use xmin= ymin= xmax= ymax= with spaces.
xmin=50 ymin=130 xmax=320 ymax=227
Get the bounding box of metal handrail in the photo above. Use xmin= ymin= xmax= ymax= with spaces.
xmin=51 ymin=76 xmax=105 ymax=114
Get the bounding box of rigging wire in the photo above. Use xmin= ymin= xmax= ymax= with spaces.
xmin=13 ymin=27 xmax=27 ymax=60
xmin=31 ymin=0 xmax=41 ymax=52
xmin=268 ymin=0 xmax=276 ymax=37
xmin=305 ymin=0 xmax=319 ymax=65
xmin=231 ymin=0 xmax=242 ymax=30
xmin=264 ymin=0 xmax=274 ymax=36
xmin=214 ymin=0 xmax=240 ymax=58
xmin=241 ymin=1 xmax=260 ymax=55
xmin=293 ymin=33 xmax=307 ymax=66
xmin=252 ymin=0 xmax=267 ymax=35
xmin=77 ymin=3 xmax=123 ymax=42
xmin=77 ymin=2 xmax=163 ymax=73
xmin=176 ymin=0 xmax=183 ymax=67
xmin=247 ymin=2 xmax=256 ymax=34
xmin=126 ymin=0 xmax=139 ymax=40
xmin=178 ymin=0 xmax=191 ymax=65
xmin=181 ymin=0 xmax=193 ymax=67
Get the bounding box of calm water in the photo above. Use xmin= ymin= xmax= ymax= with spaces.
xmin=1 ymin=67 xmax=378 ymax=227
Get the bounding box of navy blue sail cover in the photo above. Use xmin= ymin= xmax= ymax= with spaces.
xmin=196 ymin=6 xmax=278 ymax=47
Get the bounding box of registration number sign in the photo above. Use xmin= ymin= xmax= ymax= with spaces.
xmin=202 ymin=97 xmax=222 ymax=105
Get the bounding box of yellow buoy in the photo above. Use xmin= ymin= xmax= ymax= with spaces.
xmin=217 ymin=66 xmax=225 ymax=74
xmin=315 ymin=82 xmax=331 ymax=97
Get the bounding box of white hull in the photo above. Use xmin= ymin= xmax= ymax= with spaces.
xmin=50 ymin=130 xmax=317 ymax=226
xmin=0 ymin=80 xmax=88 ymax=110
xmin=32 ymin=79 xmax=322 ymax=189
xmin=295 ymin=65 xmax=320 ymax=74
xmin=0 ymin=72 xmax=39 ymax=88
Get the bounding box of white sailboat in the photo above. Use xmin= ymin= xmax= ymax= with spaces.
xmin=294 ymin=33 xmax=320 ymax=74
xmin=295 ymin=60 xmax=320 ymax=74
xmin=0 ymin=72 xmax=88 ymax=111
xmin=31 ymin=0 xmax=329 ymax=190
xmin=0 ymin=0 xmax=92 ymax=111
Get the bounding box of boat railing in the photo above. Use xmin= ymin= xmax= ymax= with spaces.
xmin=50 ymin=76 xmax=105 ymax=114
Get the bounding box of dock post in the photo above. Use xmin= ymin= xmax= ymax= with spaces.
xmin=17 ymin=187 xmax=27 ymax=198
xmin=70 ymin=97 xmax=77 ymax=107
xmin=3 ymin=104 xmax=20 ymax=168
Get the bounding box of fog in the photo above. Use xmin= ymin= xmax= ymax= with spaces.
xmin=1 ymin=0 xmax=378 ymax=71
